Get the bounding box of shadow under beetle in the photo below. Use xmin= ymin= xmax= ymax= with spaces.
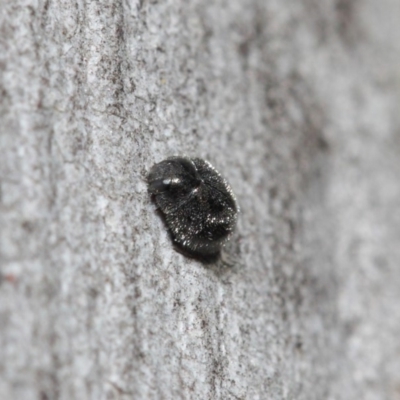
xmin=147 ymin=156 xmax=239 ymax=258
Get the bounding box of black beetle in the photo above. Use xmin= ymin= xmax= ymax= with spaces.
xmin=147 ymin=156 xmax=238 ymax=257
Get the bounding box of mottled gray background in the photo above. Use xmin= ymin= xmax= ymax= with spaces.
xmin=1 ymin=0 xmax=400 ymax=399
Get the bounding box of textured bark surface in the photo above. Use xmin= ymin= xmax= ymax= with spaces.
xmin=1 ymin=0 xmax=400 ymax=399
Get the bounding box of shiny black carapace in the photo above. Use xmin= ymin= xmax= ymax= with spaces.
xmin=147 ymin=156 xmax=238 ymax=258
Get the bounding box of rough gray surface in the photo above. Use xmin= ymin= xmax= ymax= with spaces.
xmin=1 ymin=0 xmax=400 ymax=399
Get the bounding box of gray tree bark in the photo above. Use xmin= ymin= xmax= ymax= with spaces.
xmin=1 ymin=0 xmax=400 ymax=399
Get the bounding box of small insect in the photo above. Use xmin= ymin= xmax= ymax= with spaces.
xmin=147 ymin=156 xmax=239 ymax=258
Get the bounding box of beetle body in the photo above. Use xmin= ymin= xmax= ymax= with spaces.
xmin=148 ymin=156 xmax=238 ymax=257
